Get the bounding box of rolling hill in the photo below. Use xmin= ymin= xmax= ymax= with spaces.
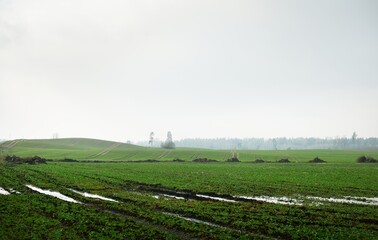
xmin=1 ymin=138 xmax=377 ymax=163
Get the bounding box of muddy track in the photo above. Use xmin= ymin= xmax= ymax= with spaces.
xmin=2 ymin=139 xmax=22 ymax=149
xmin=90 ymin=143 xmax=122 ymax=158
xmin=157 ymin=150 xmax=172 ymax=159
xmin=81 ymin=189 xmax=269 ymax=239
xmin=100 ymin=209 xmax=195 ymax=240
xmin=122 ymin=179 xmax=264 ymax=204
xmin=190 ymin=153 xmax=200 ymax=160
xmin=23 ymin=171 xmax=275 ymax=239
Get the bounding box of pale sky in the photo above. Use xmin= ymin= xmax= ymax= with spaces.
xmin=1 ymin=0 xmax=377 ymax=142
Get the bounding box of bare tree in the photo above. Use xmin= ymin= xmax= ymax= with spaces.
xmin=148 ymin=132 xmax=154 ymax=147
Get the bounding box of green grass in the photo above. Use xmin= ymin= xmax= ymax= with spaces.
xmin=22 ymin=162 xmax=378 ymax=197
xmin=1 ymin=138 xmax=377 ymax=238
xmin=1 ymin=138 xmax=378 ymax=163
xmin=1 ymin=161 xmax=377 ymax=239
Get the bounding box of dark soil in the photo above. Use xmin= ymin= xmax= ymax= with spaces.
xmin=172 ymin=159 xmax=185 ymax=162
xmin=309 ymin=157 xmax=326 ymax=163
xmin=226 ymin=157 xmax=240 ymax=162
xmin=254 ymin=159 xmax=265 ymax=163
xmin=192 ymin=158 xmax=218 ymax=163
xmin=278 ymin=158 xmax=290 ymax=163
xmin=5 ymin=155 xmax=47 ymax=164
xmin=357 ymin=156 xmax=377 ymax=163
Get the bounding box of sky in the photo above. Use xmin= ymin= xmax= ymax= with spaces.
xmin=1 ymin=0 xmax=377 ymax=142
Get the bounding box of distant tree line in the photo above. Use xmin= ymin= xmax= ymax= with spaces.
xmin=138 ymin=135 xmax=378 ymax=150
xmin=173 ymin=136 xmax=378 ymax=150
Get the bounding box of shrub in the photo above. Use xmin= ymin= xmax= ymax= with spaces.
xmin=172 ymin=158 xmax=185 ymax=162
xmin=357 ymin=156 xmax=377 ymax=163
xmin=226 ymin=157 xmax=240 ymax=162
xmin=192 ymin=158 xmax=218 ymax=162
xmin=309 ymin=157 xmax=326 ymax=163
xmin=5 ymin=155 xmax=47 ymax=164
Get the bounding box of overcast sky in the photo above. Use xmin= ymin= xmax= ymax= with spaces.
xmin=1 ymin=0 xmax=377 ymax=142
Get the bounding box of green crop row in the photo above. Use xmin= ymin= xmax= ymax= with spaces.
xmin=1 ymin=162 xmax=377 ymax=239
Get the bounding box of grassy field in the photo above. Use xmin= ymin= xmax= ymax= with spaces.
xmin=1 ymin=138 xmax=378 ymax=162
xmin=1 ymin=138 xmax=377 ymax=239
xmin=0 ymin=161 xmax=377 ymax=239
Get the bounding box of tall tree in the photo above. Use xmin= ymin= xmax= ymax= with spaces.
xmin=161 ymin=131 xmax=175 ymax=149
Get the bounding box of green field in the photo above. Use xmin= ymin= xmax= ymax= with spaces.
xmin=0 ymin=138 xmax=377 ymax=239
xmin=1 ymin=138 xmax=378 ymax=162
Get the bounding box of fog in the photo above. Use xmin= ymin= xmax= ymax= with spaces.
xmin=1 ymin=0 xmax=377 ymax=142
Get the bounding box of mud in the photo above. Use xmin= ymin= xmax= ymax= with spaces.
xmin=124 ymin=180 xmax=244 ymax=202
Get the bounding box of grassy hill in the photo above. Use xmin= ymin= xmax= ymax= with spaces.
xmin=1 ymin=138 xmax=377 ymax=163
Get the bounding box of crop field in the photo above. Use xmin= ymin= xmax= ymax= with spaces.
xmin=1 ymin=138 xmax=378 ymax=162
xmin=1 ymin=161 xmax=378 ymax=239
xmin=0 ymin=138 xmax=377 ymax=239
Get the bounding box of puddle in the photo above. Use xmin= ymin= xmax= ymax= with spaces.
xmin=26 ymin=185 xmax=81 ymax=203
xmin=153 ymin=194 xmax=186 ymax=200
xmin=152 ymin=190 xmax=378 ymax=206
xmin=307 ymin=196 xmax=378 ymax=206
xmin=162 ymin=194 xmax=186 ymax=200
xmin=347 ymin=196 xmax=378 ymax=202
xmin=0 ymin=187 xmax=10 ymax=195
xmin=236 ymin=195 xmax=378 ymax=206
xmin=196 ymin=194 xmax=237 ymax=203
xmin=237 ymin=196 xmax=303 ymax=205
xmin=68 ymin=189 xmax=119 ymax=202
xmin=9 ymin=189 xmax=21 ymax=194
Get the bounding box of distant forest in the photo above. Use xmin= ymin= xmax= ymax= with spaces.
xmin=138 ymin=135 xmax=378 ymax=150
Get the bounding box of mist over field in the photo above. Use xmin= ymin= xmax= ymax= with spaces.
xmin=1 ymin=0 xmax=378 ymax=142
xmin=1 ymin=1 xmax=378 ymax=237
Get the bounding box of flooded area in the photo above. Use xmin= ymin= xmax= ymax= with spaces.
xmin=196 ymin=194 xmax=238 ymax=203
xmin=26 ymin=185 xmax=81 ymax=203
xmin=162 ymin=194 xmax=186 ymax=200
xmin=9 ymin=189 xmax=21 ymax=194
xmin=0 ymin=187 xmax=10 ymax=195
xmin=68 ymin=188 xmax=119 ymax=202
xmin=237 ymin=196 xmax=303 ymax=205
xmin=236 ymin=195 xmax=378 ymax=206
xmin=152 ymin=189 xmax=378 ymax=206
xmin=307 ymin=196 xmax=378 ymax=206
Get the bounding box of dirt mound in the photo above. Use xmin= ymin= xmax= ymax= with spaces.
xmin=226 ymin=157 xmax=240 ymax=162
xmin=309 ymin=157 xmax=326 ymax=163
xmin=254 ymin=159 xmax=265 ymax=163
xmin=278 ymin=158 xmax=290 ymax=163
xmin=59 ymin=158 xmax=79 ymax=162
xmin=192 ymin=158 xmax=218 ymax=163
xmin=172 ymin=158 xmax=185 ymax=162
xmin=5 ymin=155 xmax=47 ymax=164
xmin=357 ymin=156 xmax=377 ymax=163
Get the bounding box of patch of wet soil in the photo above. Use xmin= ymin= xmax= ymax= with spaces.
xmin=122 ymin=180 xmax=258 ymax=203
